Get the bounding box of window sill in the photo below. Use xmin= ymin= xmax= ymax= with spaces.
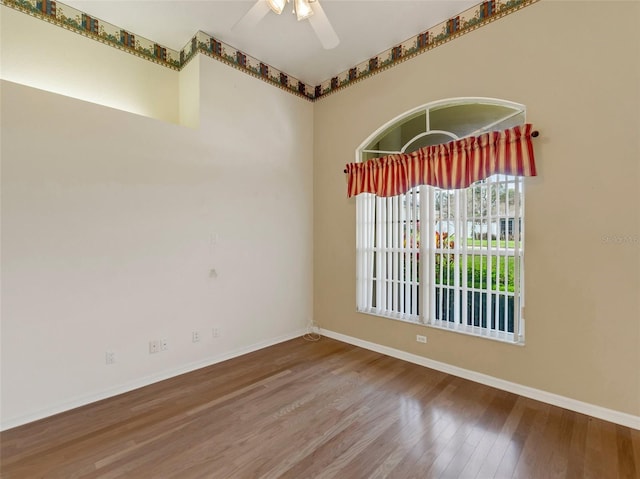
xmin=357 ymin=308 xmax=525 ymax=345
xmin=426 ymin=320 xmax=525 ymax=346
xmin=357 ymin=307 xmax=421 ymax=325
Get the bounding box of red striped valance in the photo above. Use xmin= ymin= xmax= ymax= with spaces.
xmin=345 ymin=123 xmax=538 ymax=198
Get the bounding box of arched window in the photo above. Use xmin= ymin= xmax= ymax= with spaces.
xmin=355 ymin=98 xmax=529 ymax=343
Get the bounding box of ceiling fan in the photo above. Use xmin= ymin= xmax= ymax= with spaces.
xmin=234 ymin=0 xmax=339 ymax=50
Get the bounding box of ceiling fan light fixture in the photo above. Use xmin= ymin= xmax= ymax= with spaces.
xmin=294 ymin=0 xmax=314 ymax=21
xmin=266 ymin=0 xmax=286 ymax=15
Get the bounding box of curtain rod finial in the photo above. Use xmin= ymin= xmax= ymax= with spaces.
xmin=532 ymin=130 xmax=539 ymax=137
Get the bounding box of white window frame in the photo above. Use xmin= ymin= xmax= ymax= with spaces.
xmin=355 ymin=98 xmax=527 ymax=344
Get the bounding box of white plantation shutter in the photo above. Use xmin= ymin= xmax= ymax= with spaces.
xmin=356 ymin=189 xmax=420 ymax=321
xmin=423 ymin=175 xmax=524 ymax=340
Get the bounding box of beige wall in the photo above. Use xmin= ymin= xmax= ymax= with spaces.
xmin=314 ymin=1 xmax=640 ymax=416
xmin=1 ymin=54 xmax=313 ymax=428
xmin=1 ymin=6 xmax=180 ymax=123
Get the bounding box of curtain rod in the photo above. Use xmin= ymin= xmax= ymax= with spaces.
xmin=343 ymin=130 xmax=540 ymax=173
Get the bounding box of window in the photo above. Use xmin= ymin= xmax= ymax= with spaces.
xmin=355 ymin=98 xmax=527 ymax=343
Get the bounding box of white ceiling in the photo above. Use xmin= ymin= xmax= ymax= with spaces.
xmin=63 ymin=0 xmax=478 ymax=85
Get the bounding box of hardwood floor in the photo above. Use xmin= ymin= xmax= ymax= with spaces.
xmin=1 ymin=337 xmax=638 ymax=478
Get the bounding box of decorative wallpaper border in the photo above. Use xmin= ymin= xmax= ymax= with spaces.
xmin=2 ymin=0 xmax=182 ymax=69
xmin=2 ymin=0 xmax=538 ymax=102
xmin=312 ymin=0 xmax=538 ymax=100
xmin=1 ymin=0 xmax=316 ymax=99
xmin=181 ymin=31 xmax=316 ymax=100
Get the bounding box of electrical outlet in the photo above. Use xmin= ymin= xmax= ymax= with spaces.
xmin=192 ymin=331 xmax=201 ymax=343
xmin=212 ymin=327 xmax=220 ymax=338
xmin=105 ymin=351 xmax=115 ymax=364
xmin=149 ymin=340 xmax=160 ymax=354
xmin=160 ymin=339 xmax=168 ymax=351
xmin=416 ymin=334 xmax=427 ymax=344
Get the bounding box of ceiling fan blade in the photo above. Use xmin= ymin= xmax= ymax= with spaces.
xmin=232 ymin=0 xmax=271 ymax=32
xmin=308 ymin=1 xmax=339 ymax=50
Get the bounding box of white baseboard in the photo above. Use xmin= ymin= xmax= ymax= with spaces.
xmin=320 ymin=328 xmax=640 ymax=431
xmin=0 ymin=329 xmax=305 ymax=431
